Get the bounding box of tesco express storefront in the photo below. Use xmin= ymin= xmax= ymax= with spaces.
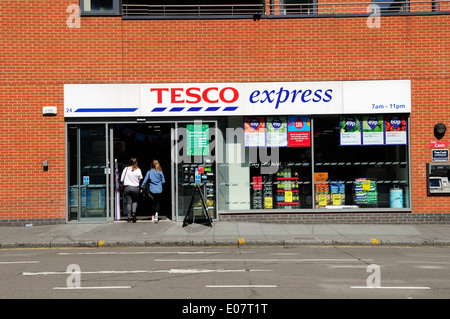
xmin=64 ymin=80 xmax=411 ymax=222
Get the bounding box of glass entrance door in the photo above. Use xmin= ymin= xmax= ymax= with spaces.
xmin=68 ymin=124 xmax=110 ymax=221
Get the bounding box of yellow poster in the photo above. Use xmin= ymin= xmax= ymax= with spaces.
xmin=264 ymin=197 xmax=273 ymax=209
xmin=319 ymin=194 xmax=327 ymax=206
xmin=285 ymin=191 xmax=292 ymax=203
xmin=332 ymin=194 xmax=341 ymax=206
xmin=362 ymin=180 xmax=371 ymax=191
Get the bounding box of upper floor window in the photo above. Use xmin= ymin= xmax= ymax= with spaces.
xmin=122 ymin=0 xmax=265 ymax=17
xmin=80 ymin=0 xmax=121 ymax=15
xmin=279 ymin=0 xmax=317 ymax=15
xmin=371 ymin=0 xmax=409 ymax=12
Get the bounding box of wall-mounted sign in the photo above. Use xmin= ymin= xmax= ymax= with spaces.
xmin=429 ymin=141 xmax=450 ymax=148
xmin=432 ymin=149 xmax=449 ymax=162
xmin=64 ymin=80 xmax=411 ymax=118
xmin=43 ymin=106 xmax=57 ymax=116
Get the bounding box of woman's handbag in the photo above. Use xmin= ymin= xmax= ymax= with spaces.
xmin=119 ymin=167 xmax=128 ymax=193
xmin=142 ymin=184 xmax=154 ymax=202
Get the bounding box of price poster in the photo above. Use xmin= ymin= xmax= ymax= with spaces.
xmin=340 ymin=115 xmax=362 ymax=146
xmin=287 ymin=116 xmax=311 ymax=147
xmin=244 ymin=117 xmax=266 ymax=147
xmin=385 ymin=115 xmax=407 ymax=145
xmin=362 ymin=115 xmax=384 ymax=145
xmin=267 ymin=116 xmax=287 ymax=147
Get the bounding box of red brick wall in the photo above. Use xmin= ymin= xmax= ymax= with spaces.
xmin=0 ymin=0 xmax=449 ymax=220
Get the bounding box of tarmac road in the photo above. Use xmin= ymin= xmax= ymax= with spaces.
xmin=1 ymin=245 xmax=449 ymax=301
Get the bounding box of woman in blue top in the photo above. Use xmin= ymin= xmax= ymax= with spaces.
xmin=141 ymin=159 xmax=165 ymax=223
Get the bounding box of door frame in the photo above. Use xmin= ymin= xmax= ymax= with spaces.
xmin=173 ymin=120 xmax=218 ymax=222
xmin=66 ymin=123 xmax=109 ymax=222
xmin=66 ymin=120 xmax=177 ymax=222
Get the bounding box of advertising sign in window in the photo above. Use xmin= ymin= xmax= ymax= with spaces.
xmin=385 ymin=115 xmax=407 ymax=145
xmin=287 ymin=116 xmax=311 ymax=147
xmin=187 ymin=124 xmax=210 ymax=155
xmin=244 ymin=117 xmax=266 ymax=147
xmin=362 ymin=115 xmax=384 ymax=145
xmin=266 ymin=116 xmax=288 ymax=147
xmin=339 ymin=115 xmax=362 ymax=145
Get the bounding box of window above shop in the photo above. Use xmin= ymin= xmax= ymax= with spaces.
xmin=80 ymin=0 xmax=449 ymax=19
xmin=122 ymin=0 xmax=265 ymax=17
xmin=371 ymin=0 xmax=409 ymax=13
xmin=274 ymin=0 xmax=317 ymax=15
xmin=80 ymin=0 xmax=121 ymax=15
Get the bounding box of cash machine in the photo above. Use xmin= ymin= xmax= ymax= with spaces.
xmin=427 ymin=162 xmax=450 ymax=195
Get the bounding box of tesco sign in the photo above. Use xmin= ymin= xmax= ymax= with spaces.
xmin=150 ymin=87 xmax=239 ymax=104
xmin=148 ymin=85 xmax=332 ymax=109
xmin=64 ymin=80 xmax=411 ymax=117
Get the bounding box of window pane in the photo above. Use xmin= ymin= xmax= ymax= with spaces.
xmin=218 ymin=117 xmax=313 ymax=211
xmin=313 ymin=115 xmax=410 ymax=209
xmin=83 ymin=0 xmax=114 ymax=12
xmin=371 ymin=0 xmax=409 ymax=12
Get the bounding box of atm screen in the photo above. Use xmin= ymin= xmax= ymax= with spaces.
xmin=430 ymin=165 xmax=450 ymax=176
xmin=430 ymin=179 xmax=441 ymax=188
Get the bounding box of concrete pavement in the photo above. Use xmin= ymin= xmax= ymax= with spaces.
xmin=1 ymin=220 xmax=450 ymax=248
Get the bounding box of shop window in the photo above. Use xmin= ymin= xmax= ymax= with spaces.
xmin=217 ymin=115 xmax=410 ymax=213
xmin=313 ymin=115 xmax=410 ymax=209
xmin=217 ymin=116 xmax=313 ymax=211
xmin=80 ymin=0 xmax=121 ymax=15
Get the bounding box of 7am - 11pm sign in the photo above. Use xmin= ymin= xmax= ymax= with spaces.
xmin=64 ymin=80 xmax=411 ymax=118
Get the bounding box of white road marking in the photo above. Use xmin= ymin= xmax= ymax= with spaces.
xmin=350 ymin=286 xmax=431 ymax=290
xmin=205 ymin=285 xmax=277 ymax=288
xmin=326 ymin=265 xmax=369 ymax=269
xmin=58 ymin=251 xmax=222 ymax=255
xmin=0 ymin=261 xmax=40 ymax=265
xmin=53 ymin=286 xmax=131 ymax=290
xmin=155 ymin=258 xmax=373 ymax=263
xmin=22 ymin=268 xmax=272 ymax=276
xmin=416 ymin=265 xmax=445 ymax=269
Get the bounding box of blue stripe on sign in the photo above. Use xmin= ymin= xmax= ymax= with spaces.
xmin=205 ymin=107 xmax=220 ymax=111
xmin=223 ymin=106 xmax=238 ymax=111
xmin=187 ymin=107 xmax=202 ymax=112
xmin=169 ymin=107 xmax=185 ymax=112
xmin=152 ymin=107 xmax=167 ymax=112
xmin=75 ymin=108 xmax=138 ymax=113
